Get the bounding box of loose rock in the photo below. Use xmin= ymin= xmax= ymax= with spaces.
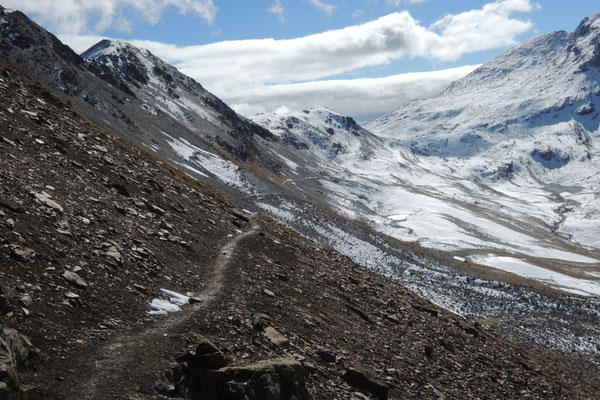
xmin=343 ymin=364 xmax=389 ymax=400
xmin=62 ymin=271 xmax=88 ymax=289
xmin=187 ymin=334 xmax=228 ymax=370
xmin=33 ymin=192 xmax=63 ymax=213
xmin=263 ymin=326 xmax=289 ymax=347
xmin=10 ymin=247 xmax=36 ymax=263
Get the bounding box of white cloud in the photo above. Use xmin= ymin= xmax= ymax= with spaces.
xmin=59 ymin=0 xmax=538 ymax=119
xmin=267 ymin=0 xmax=285 ymax=23
xmin=387 ymin=0 xmax=429 ymax=6
xmin=229 ymin=65 xmax=479 ymax=120
xmin=308 ymin=0 xmax=336 ymax=16
xmin=352 ymin=9 xmax=365 ymax=19
xmin=2 ymin=0 xmax=218 ymax=34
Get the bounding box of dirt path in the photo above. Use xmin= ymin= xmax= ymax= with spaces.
xmin=68 ymin=219 xmax=261 ymax=399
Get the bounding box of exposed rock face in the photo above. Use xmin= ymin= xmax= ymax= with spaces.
xmin=187 ymin=359 xmax=311 ymax=400
xmin=0 ymin=327 xmax=38 ymax=400
xmin=0 ymin=10 xmax=280 ymax=173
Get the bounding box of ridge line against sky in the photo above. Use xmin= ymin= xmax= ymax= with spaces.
xmin=4 ymin=0 xmax=599 ymax=120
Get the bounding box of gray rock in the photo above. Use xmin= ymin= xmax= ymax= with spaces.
xmin=10 ymin=247 xmax=35 ymax=263
xmin=0 ymin=361 xmax=18 ymax=399
xmin=18 ymin=296 xmax=32 ymax=308
xmin=0 ymin=327 xmax=39 ymax=400
xmin=104 ymin=246 xmax=122 ymax=264
xmin=159 ymin=220 xmax=173 ymax=231
xmin=152 ymin=371 xmax=176 ymax=397
xmin=263 ymin=327 xmax=289 ymax=347
xmin=33 ymin=192 xmax=63 ymax=213
xmin=343 ymin=364 xmax=389 ymax=400
xmin=62 ymin=270 xmax=88 ymax=288
xmin=187 ymin=358 xmax=311 ymax=400
xmin=188 ymin=334 xmax=228 ymax=370
xmin=252 ymin=314 xmax=271 ymax=331
xmin=262 ymin=289 xmax=275 ymax=298
xmin=146 ymin=203 xmax=166 ymax=216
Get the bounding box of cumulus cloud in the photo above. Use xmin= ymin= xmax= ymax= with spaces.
xmin=267 ymin=0 xmax=285 ymax=23
xmin=59 ymin=0 xmax=538 ymax=119
xmin=308 ymin=0 xmax=336 ymax=16
xmin=2 ymin=0 xmax=218 ymax=34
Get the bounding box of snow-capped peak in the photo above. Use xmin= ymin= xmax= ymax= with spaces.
xmin=81 ymin=39 xmax=137 ymax=60
xmin=251 ymin=106 xmax=382 ymax=161
xmin=81 ymin=39 xmax=159 ymax=86
xmin=367 ymin=13 xmax=600 ymax=160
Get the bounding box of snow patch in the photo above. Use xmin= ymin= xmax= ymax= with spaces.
xmin=471 ymin=255 xmax=600 ymax=297
xmin=148 ymin=288 xmax=191 ymax=315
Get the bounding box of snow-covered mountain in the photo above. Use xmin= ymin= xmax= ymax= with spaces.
xmin=367 ymin=13 xmax=600 ymax=157
xmin=251 ymin=107 xmax=382 ymax=162
xmin=359 ymin=12 xmax=600 ymax=255
xmin=0 ymin=7 xmax=279 ymax=184
xmin=81 ymin=39 xmax=277 ymax=161
xmin=244 ymin=14 xmax=600 ymax=297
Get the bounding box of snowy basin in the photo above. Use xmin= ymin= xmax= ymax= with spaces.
xmin=471 ymin=255 xmax=600 ymax=297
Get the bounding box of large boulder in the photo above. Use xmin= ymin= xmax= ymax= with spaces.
xmin=187 ymin=334 xmax=229 ymax=370
xmin=187 ymin=358 xmax=311 ymax=400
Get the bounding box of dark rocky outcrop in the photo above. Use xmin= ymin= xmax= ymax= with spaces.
xmin=187 ymin=359 xmax=310 ymax=400
xmin=0 ymin=327 xmax=38 ymax=400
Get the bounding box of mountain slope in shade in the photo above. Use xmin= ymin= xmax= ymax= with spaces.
xmin=0 ymin=7 xmax=279 ymax=177
xmin=81 ymin=39 xmax=277 ymax=157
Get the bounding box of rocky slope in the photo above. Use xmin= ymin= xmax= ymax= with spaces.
xmin=1 ymin=62 xmax=599 ymax=399
xmin=0 ymin=6 xmax=279 ymax=173
xmin=3 ymin=4 xmax=600 ymax=394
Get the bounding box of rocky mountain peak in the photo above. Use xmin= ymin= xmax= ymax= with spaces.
xmin=82 ymin=39 xmax=140 ymax=60
xmin=251 ymin=106 xmax=382 ymax=160
xmin=82 ymin=39 xmax=155 ymax=86
xmin=575 ymin=11 xmax=600 ymax=39
xmin=571 ymin=12 xmax=600 ymax=71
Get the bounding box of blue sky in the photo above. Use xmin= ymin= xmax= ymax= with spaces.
xmin=5 ymin=0 xmax=600 ymax=120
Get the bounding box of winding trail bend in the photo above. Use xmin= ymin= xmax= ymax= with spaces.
xmin=71 ymin=218 xmax=261 ymax=399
